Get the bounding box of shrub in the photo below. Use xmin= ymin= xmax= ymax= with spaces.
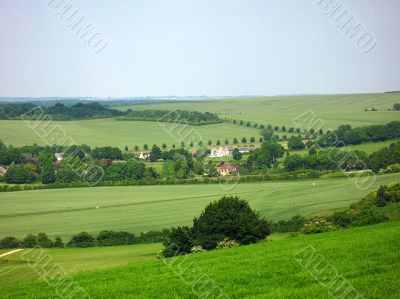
xmin=36 ymin=232 xmax=53 ymax=248
xmin=301 ymin=218 xmax=339 ymax=234
xmin=216 ymin=238 xmax=239 ymax=249
xmin=192 ymin=196 xmax=270 ymax=249
xmin=379 ymin=163 xmax=400 ymax=174
xmin=68 ymin=232 xmax=96 ymax=248
xmin=0 ymin=236 xmax=20 ymax=249
xmin=21 ymin=234 xmax=36 ymax=248
xmin=162 ymin=226 xmax=194 ymax=257
xmin=53 ymin=236 xmax=64 ymax=248
xmin=191 ymin=245 xmax=206 ymax=254
xmin=4 ymin=164 xmax=36 ymax=184
xmin=97 ymin=230 xmax=135 ymax=246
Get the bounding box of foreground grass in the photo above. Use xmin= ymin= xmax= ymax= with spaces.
xmin=1 ymin=173 xmax=399 ymax=239
xmin=2 ymin=222 xmax=399 ymax=298
xmin=0 ymin=243 xmax=162 ymax=287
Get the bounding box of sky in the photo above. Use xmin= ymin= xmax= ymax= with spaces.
xmin=0 ymin=0 xmax=399 ymax=97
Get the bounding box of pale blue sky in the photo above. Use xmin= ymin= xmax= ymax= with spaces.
xmin=0 ymin=0 xmax=399 ymax=97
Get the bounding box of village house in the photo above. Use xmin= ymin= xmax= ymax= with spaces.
xmin=216 ymin=163 xmax=240 ymax=176
xmin=55 ymin=152 xmax=64 ymax=161
xmin=210 ymin=146 xmax=234 ymax=157
xmin=138 ymin=151 xmax=150 ymax=159
xmin=209 ymin=146 xmax=256 ymax=157
xmin=0 ymin=166 xmax=7 ymax=176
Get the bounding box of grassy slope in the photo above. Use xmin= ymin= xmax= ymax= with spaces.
xmin=117 ymin=93 xmax=400 ymax=129
xmin=0 ymin=243 xmax=162 ymax=287
xmin=2 ymin=222 xmax=399 ymax=298
xmin=0 ymin=119 xmax=259 ymax=148
xmin=0 ymin=173 xmax=398 ymax=239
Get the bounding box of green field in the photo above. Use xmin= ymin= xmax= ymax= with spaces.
xmin=116 ymin=93 xmax=400 ymax=129
xmin=0 ymin=243 xmax=162 ymax=287
xmin=0 ymin=173 xmax=398 ymax=239
xmin=1 ymin=222 xmax=399 ymax=298
xmin=0 ymin=119 xmax=260 ymax=148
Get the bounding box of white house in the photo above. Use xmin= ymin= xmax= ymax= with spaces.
xmin=209 ymin=146 xmax=234 ymax=157
xmin=138 ymin=151 xmax=150 ymax=159
xmin=55 ymin=152 xmax=63 ymax=161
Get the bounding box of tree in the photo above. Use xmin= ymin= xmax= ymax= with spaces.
xmin=161 ymin=160 xmax=175 ymax=178
xmin=260 ymin=128 xmax=273 ymax=141
xmin=216 ymin=140 xmax=221 ymax=145
xmin=5 ymin=164 xmax=36 ymax=184
xmin=162 ymin=226 xmax=194 ymax=257
xmin=21 ymin=234 xmax=36 ymax=248
xmin=189 ymin=142 xmax=194 ymax=147
xmin=149 ymin=144 xmax=161 ymax=162
xmin=241 ymin=137 xmax=247 ymax=143
xmin=134 ymin=145 xmax=139 ymax=151
xmin=124 ymin=145 xmax=128 ymax=152
xmin=162 ymin=143 xmax=167 ymax=150
xmin=36 ymin=233 xmax=53 ymax=248
xmin=192 ymin=196 xmax=270 ymax=249
xmin=233 ymin=138 xmax=238 ymax=144
xmin=68 ymin=232 xmax=96 ymax=247
xmin=232 ymin=148 xmax=242 ymax=161
xmin=53 ymin=236 xmax=64 ymax=248
xmin=224 ymin=139 xmax=229 ymax=145
xmin=41 ymin=165 xmax=56 ymax=184
xmin=0 ymin=236 xmax=20 ymax=249
xmin=288 ymin=136 xmax=305 ymax=150
xmin=281 ymin=125 xmax=286 ymax=132
xmin=143 ymin=144 xmax=148 ymax=150
xmin=394 ymin=103 xmax=400 ymax=111
xmin=207 ymin=140 xmax=212 ymax=146
xmin=247 ymin=141 xmax=284 ymax=170
xmin=259 ymin=137 xmax=263 ymax=142
xmin=284 ymin=154 xmax=304 ymax=171
xmin=250 ymin=137 xmax=255 ymax=143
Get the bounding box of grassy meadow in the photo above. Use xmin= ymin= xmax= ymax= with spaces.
xmin=0 ymin=173 xmax=398 ymax=239
xmin=1 ymin=221 xmax=399 ymax=298
xmin=0 ymin=243 xmax=162 ymax=287
xmin=116 ymin=93 xmax=400 ymax=129
xmin=0 ymin=119 xmax=259 ymax=148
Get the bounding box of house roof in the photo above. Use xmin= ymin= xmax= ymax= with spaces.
xmin=217 ymin=163 xmax=240 ymax=171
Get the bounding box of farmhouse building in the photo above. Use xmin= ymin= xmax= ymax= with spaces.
xmin=138 ymin=151 xmax=150 ymax=159
xmin=210 ymin=146 xmax=256 ymax=157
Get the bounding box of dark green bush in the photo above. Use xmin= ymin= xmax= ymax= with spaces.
xmin=0 ymin=236 xmax=20 ymax=249
xmin=68 ymin=232 xmax=96 ymax=248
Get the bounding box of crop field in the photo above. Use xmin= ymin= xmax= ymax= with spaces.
xmin=0 ymin=243 xmax=162 ymax=287
xmin=1 ymin=221 xmax=399 ymax=298
xmin=116 ymin=93 xmax=400 ymax=129
xmin=0 ymin=173 xmax=398 ymax=239
xmin=0 ymin=119 xmax=259 ymax=148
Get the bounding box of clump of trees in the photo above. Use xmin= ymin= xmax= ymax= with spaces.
xmin=162 ymin=196 xmax=270 ymax=257
xmin=246 ymin=141 xmax=284 ymax=171
xmin=0 ymin=102 xmax=124 ymax=120
xmin=122 ymin=109 xmax=222 ymax=125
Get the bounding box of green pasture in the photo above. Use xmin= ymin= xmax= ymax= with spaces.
xmin=0 ymin=119 xmax=259 ymax=148
xmin=117 ymin=93 xmax=400 ymax=129
xmin=0 ymin=173 xmax=398 ymax=239
xmin=0 ymin=243 xmax=162 ymax=287
xmin=2 ymin=221 xmax=399 ymax=298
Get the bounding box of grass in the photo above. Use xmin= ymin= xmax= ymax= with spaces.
xmin=116 ymin=93 xmax=400 ymax=129
xmin=0 ymin=243 xmax=162 ymax=287
xmin=1 ymin=221 xmax=399 ymax=298
xmin=0 ymin=119 xmax=260 ymax=148
xmin=0 ymin=173 xmax=398 ymax=239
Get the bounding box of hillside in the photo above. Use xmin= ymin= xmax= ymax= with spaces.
xmin=1 ymin=222 xmax=399 ymax=298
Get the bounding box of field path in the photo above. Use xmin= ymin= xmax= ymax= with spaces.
xmin=0 ymin=249 xmax=23 ymax=258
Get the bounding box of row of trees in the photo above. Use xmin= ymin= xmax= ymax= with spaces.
xmin=0 ymin=102 xmax=124 ymax=120
xmin=0 ymin=230 xmax=167 ymax=249
xmin=122 ymin=109 xmax=222 ymax=125
xmin=284 ymin=141 xmax=400 ymax=173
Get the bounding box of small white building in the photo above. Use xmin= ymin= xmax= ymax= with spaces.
xmin=55 ymin=152 xmax=63 ymax=161
xmin=138 ymin=151 xmax=150 ymax=159
xmin=210 ymin=146 xmax=234 ymax=157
